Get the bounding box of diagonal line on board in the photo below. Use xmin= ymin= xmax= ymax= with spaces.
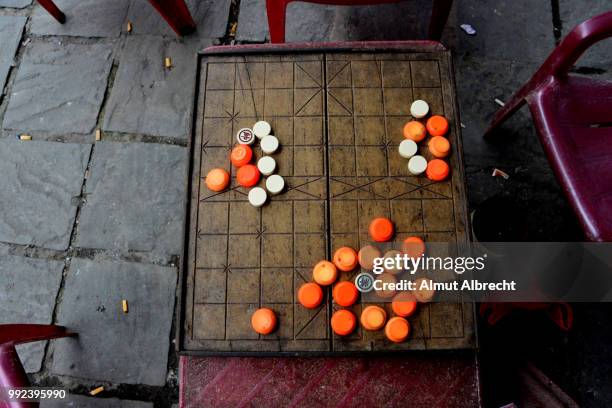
xmin=294 ymin=305 xmax=325 ymax=338
xmin=199 ymin=185 xmax=244 ymax=201
xmin=326 ymin=61 xmax=350 ymax=86
xmin=327 ymin=91 xmax=353 ymax=115
xmin=238 ymin=57 xmax=260 ymax=119
xmin=330 ymin=177 xmax=388 ymax=200
xmin=295 ymin=62 xmax=322 ymax=88
xmin=420 ymin=182 xmax=453 ymax=199
xmin=291 ymin=187 xmax=323 ymax=200
xmin=294 ymin=88 xmax=322 ymax=116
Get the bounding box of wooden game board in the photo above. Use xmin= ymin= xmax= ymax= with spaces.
xmin=180 ymin=44 xmax=475 ymax=354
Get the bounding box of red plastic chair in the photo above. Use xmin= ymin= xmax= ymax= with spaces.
xmin=485 ymin=11 xmax=612 ymax=242
xmin=0 ymin=325 xmax=76 ymax=408
xmin=266 ymin=0 xmax=453 ymax=43
xmin=36 ymin=0 xmax=196 ymax=36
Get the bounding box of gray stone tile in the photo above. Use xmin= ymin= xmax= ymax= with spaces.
xmin=0 ymin=16 xmax=26 ymax=93
xmin=0 ymin=140 xmax=90 ymax=250
xmin=75 ymin=142 xmax=187 ymax=260
xmin=51 ymin=258 xmax=176 ymax=385
xmin=30 ymin=0 xmax=130 ymax=38
xmin=453 ymin=0 xmax=556 ymax=63
xmin=3 ymin=40 xmax=113 ymax=135
xmin=41 ymin=394 xmax=152 ymax=407
xmin=126 ymin=0 xmax=230 ymax=39
xmin=559 ymin=0 xmax=611 ymax=79
xmin=0 ymin=0 xmax=31 ymax=8
xmin=236 ymin=0 xmax=430 ymax=42
xmin=102 ymin=36 xmax=202 ymax=139
xmin=0 ymin=255 xmax=64 ymax=373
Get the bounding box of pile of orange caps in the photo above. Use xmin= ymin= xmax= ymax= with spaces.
xmin=399 ymin=99 xmax=452 ymax=182
xmin=291 ymin=216 xmax=433 ymax=343
xmin=204 ymin=121 xmax=285 ymax=209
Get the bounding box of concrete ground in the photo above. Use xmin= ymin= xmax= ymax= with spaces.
xmin=0 ymin=0 xmax=610 ymax=407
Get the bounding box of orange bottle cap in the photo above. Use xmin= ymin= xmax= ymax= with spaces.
xmin=425 ymin=159 xmax=449 ymax=182
xmin=312 ymin=260 xmax=338 ymax=286
xmin=385 ymin=316 xmax=410 ymax=343
xmin=333 ymin=281 xmax=359 ymax=307
xmin=332 ymin=247 xmax=358 ymax=272
xmin=392 ymin=292 xmax=418 ymax=317
xmin=403 ymin=121 xmax=427 ymax=142
xmin=358 ymin=245 xmax=381 ymax=270
xmin=251 ymin=308 xmax=277 ymax=335
xmin=360 ymin=305 xmax=387 ymax=331
xmin=426 ymin=115 xmax=449 ymax=136
xmin=428 ymin=136 xmax=451 ymax=158
xmin=230 ymin=144 xmax=253 ymax=167
xmin=375 ymin=273 xmax=397 ymax=299
xmin=331 ymin=309 xmax=356 ymax=336
xmin=298 ymin=282 xmax=323 ymax=309
xmin=205 ymin=168 xmax=230 ymax=192
xmin=402 ymin=236 xmax=425 ymax=259
xmin=369 ymin=218 xmax=394 ymax=242
xmin=414 ymin=277 xmax=436 ymax=303
xmin=237 ymin=164 xmax=260 ymax=187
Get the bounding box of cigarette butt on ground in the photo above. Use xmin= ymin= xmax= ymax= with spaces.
xmin=494 ymin=98 xmax=505 ymax=107
xmin=19 ymin=134 xmax=32 ymax=141
xmin=95 ymin=129 xmax=101 ymax=141
xmin=127 ymin=21 xmax=133 ymax=33
xmin=89 ymin=386 xmax=104 ymax=396
xmin=164 ymin=57 xmax=173 ymax=69
xmin=122 ymin=299 xmax=128 ymax=313
xmin=492 ymin=168 xmax=510 ymax=179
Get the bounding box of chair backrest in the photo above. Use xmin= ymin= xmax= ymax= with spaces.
xmin=532 ymin=11 xmax=612 ymax=84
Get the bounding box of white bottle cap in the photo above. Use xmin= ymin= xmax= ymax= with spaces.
xmin=236 ymin=128 xmax=255 ymax=145
xmin=257 ymin=156 xmax=276 ymax=176
xmin=260 ymin=135 xmax=279 ymax=154
xmin=410 ymin=100 xmax=429 ymax=119
xmin=266 ymin=174 xmax=285 ymax=195
xmin=248 ymin=187 xmax=267 ymax=207
xmin=408 ymin=155 xmax=427 ymax=175
xmin=398 ymin=139 xmax=418 ymax=159
xmin=253 ymin=121 xmax=271 ymax=139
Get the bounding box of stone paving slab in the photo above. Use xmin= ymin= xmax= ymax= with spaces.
xmin=41 ymin=394 xmax=152 ymax=407
xmin=75 ymin=142 xmax=187 ymax=260
xmin=0 ymin=139 xmax=90 ymax=250
xmin=126 ymin=0 xmax=230 ymax=39
xmin=236 ymin=0 xmax=429 ymax=42
xmin=0 ymin=255 xmax=64 ymax=373
xmin=559 ymin=0 xmax=611 ymax=79
xmin=2 ymin=40 xmax=114 ymax=135
xmin=102 ymin=36 xmax=202 ymax=139
xmin=0 ymin=0 xmax=31 ymax=8
xmin=30 ymin=0 xmax=130 ymax=38
xmin=0 ymin=16 xmax=26 ymax=93
xmin=51 ymin=258 xmax=177 ymax=386
xmin=454 ymin=0 xmax=555 ymax=63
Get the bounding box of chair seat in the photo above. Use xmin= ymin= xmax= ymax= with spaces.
xmin=528 ymin=76 xmax=612 ymax=241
